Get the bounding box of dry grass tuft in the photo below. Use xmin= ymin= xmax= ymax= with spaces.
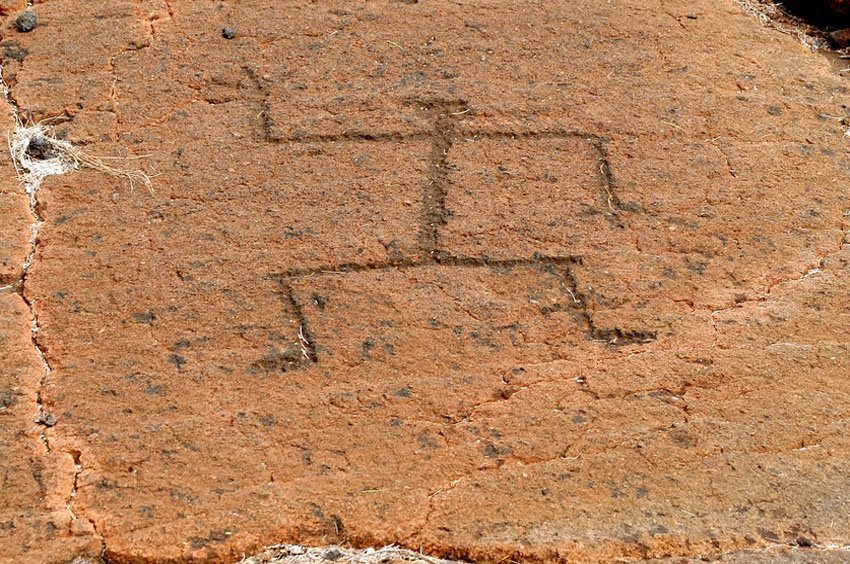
xmin=733 ymin=0 xmax=822 ymax=49
xmin=733 ymin=0 xmax=780 ymax=26
xmin=8 ymin=119 xmax=152 ymax=193
xmin=238 ymin=544 xmax=465 ymax=564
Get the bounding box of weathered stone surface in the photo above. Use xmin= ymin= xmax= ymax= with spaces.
xmin=0 ymin=99 xmax=28 ymax=287
xmin=0 ymin=193 xmax=29 ymax=286
xmin=0 ymin=294 xmax=102 ymax=563
xmin=1 ymin=1 xmax=850 ymax=562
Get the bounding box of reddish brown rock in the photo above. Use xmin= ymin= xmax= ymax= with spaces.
xmin=0 ymin=100 xmax=29 ymax=288
xmin=1 ymin=1 xmax=850 ymax=563
xmin=0 ymin=294 xmax=102 ymax=562
xmin=0 ymin=193 xmax=30 ymax=286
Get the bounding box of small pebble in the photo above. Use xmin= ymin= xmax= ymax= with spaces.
xmin=37 ymin=412 xmax=56 ymax=427
xmin=14 ymin=11 xmax=38 ymax=33
xmin=796 ymin=536 xmax=814 ymax=548
xmin=222 ymin=27 xmax=236 ymax=39
xmin=27 ymin=136 xmax=56 ymax=160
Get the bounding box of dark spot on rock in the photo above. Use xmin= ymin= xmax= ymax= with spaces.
xmin=208 ymin=529 xmax=230 ymax=542
xmin=540 ymin=303 xmax=563 ymax=316
xmin=166 ymin=354 xmax=187 ymax=371
xmin=131 ymin=310 xmax=155 ymax=324
xmin=636 ymin=487 xmax=649 ymax=498
xmin=222 ymin=27 xmax=236 ymax=39
xmin=144 ymin=384 xmax=163 ymax=396
xmin=685 ymin=259 xmax=707 ymax=275
xmin=250 ymin=346 xmax=303 ymax=373
xmin=416 ymin=432 xmax=439 ymax=450
xmin=571 ymin=414 xmax=586 ymax=424
xmin=0 ymin=388 xmax=18 ymax=410
xmin=311 ymin=293 xmax=326 ymax=309
xmin=668 ymin=428 xmax=698 ymax=448
xmin=766 ymin=105 xmax=783 ymax=116
xmin=383 ymin=238 xmax=406 ymax=261
xmin=282 ymin=226 xmax=310 ymax=239
xmin=14 ymin=11 xmax=37 ymax=33
xmin=394 ymin=387 xmax=412 ymax=398
xmin=96 ymin=477 xmax=117 ymax=491
xmin=483 ymin=442 xmax=512 ymax=458
xmin=758 ymin=527 xmax=780 ymax=543
xmin=389 ymin=417 xmax=402 ymax=427
xmin=171 ymin=339 xmax=190 ymax=351
xmin=259 ymin=415 xmax=275 ymax=427
xmin=650 ymin=524 xmax=669 ymax=535
xmin=361 ymin=337 xmax=374 ymax=359
xmin=796 ymin=536 xmax=813 ymax=547
xmin=323 ymin=548 xmax=344 ymax=561
xmin=2 ymin=41 xmax=28 ymax=62
xmin=26 ymin=136 xmax=57 ymax=160
xmin=499 ymin=386 xmax=517 ymax=400
xmin=36 ymin=413 xmax=56 ymax=427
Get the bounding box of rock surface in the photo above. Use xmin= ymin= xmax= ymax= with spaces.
xmin=1 ymin=1 xmax=850 ymax=562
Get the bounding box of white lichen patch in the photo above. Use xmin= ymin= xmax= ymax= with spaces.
xmin=8 ymin=120 xmax=151 ymax=195
xmin=239 ymin=544 xmax=465 ymax=564
xmin=9 ymin=122 xmax=76 ymax=195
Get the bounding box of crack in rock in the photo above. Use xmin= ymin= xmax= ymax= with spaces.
xmin=0 ymin=61 xmax=106 ymax=558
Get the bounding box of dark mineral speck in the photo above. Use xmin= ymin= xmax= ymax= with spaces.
xmin=222 ymin=27 xmax=236 ymax=39
xmin=26 ymin=136 xmax=56 ymax=160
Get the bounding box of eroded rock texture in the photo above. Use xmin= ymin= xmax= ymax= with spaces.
xmin=1 ymin=1 xmax=849 ymax=562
